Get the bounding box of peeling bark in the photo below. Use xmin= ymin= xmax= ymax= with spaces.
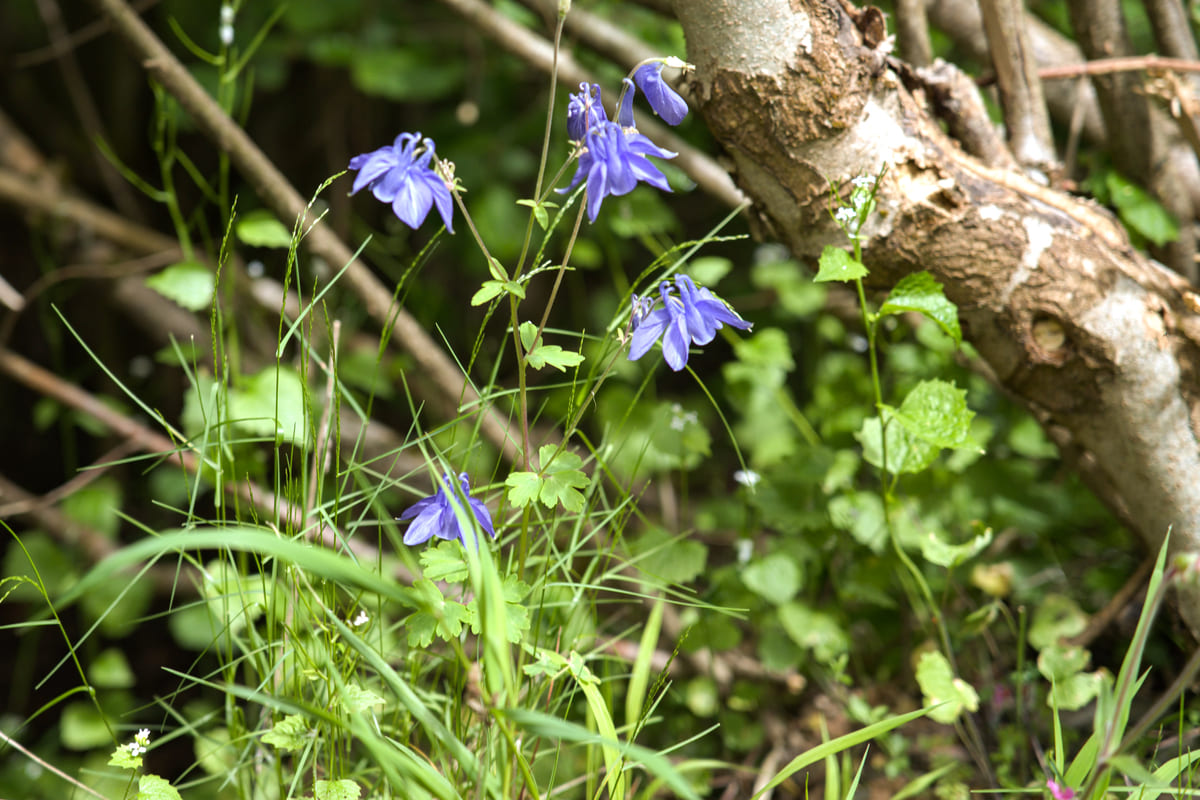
xmin=673 ymin=0 xmax=1200 ymax=633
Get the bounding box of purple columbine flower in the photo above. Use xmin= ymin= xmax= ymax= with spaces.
xmin=348 ymin=132 xmax=454 ymax=233
xmin=396 ymin=472 xmax=494 ymax=547
xmin=633 ymin=62 xmax=688 ymax=126
xmin=567 ymin=82 xmax=607 ymax=142
xmin=560 ymin=120 xmax=676 ymax=222
xmin=628 ymin=275 xmax=752 ymax=371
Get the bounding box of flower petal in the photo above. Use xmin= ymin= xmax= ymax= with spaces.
xmin=633 ymin=62 xmax=689 ymax=125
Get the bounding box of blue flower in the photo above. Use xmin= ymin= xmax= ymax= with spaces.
xmin=561 ymin=120 xmax=676 ymax=222
xmin=396 ymin=472 xmax=494 ymax=547
xmin=566 ymin=82 xmax=607 ymax=142
xmin=633 ymin=63 xmax=688 ymax=126
xmin=628 ymin=275 xmax=752 ymax=371
xmin=348 ymin=132 xmax=454 ymax=233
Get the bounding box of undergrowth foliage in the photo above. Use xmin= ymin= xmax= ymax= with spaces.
xmin=5 ymin=3 xmax=1200 ymax=800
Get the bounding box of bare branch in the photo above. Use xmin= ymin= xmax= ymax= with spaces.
xmin=978 ymin=0 xmax=1056 ymax=171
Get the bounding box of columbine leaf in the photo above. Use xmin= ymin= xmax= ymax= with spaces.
xmin=518 ymin=321 xmax=539 ymax=351
xmin=915 ymin=650 xmax=979 ymax=724
xmin=814 ymin=245 xmax=868 ymax=283
xmin=878 ymin=271 xmax=962 ymax=345
xmin=517 ymin=198 xmax=557 ymax=231
xmin=144 ymin=262 xmax=215 ymax=311
xmin=538 ymin=446 xmax=589 ymax=511
xmin=262 ymin=714 xmax=309 ymax=751
xmin=420 ymin=540 xmax=468 ymax=582
xmin=487 ymin=256 xmax=509 ymax=281
xmin=407 ymin=579 xmax=468 ymax=647
xmin=472 ymin=280 xmax=525 ymax=306
xmin=526 ymin=344 xmax=585 ymax=372
xmin=505 ymin=471 xmax=541 ymax=508
xmin=468 ymin=573 xmax=531 ymax=643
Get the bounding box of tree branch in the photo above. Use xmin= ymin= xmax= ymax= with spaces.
xmin=672 ymin=0 xmax=1200 ymax=634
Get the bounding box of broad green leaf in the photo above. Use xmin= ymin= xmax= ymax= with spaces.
xmin=137 ymin=774 xmax=183 ymax=800
xmin=920 ymin=527 xmax=993 ymax=568
xmin=351 ymin=49 xmax=463 ymax=101
xmin=420 ymin=540 xmax=469 ymax=582
xmin=633 ymin=528 xmax=708 ymax=584
xmin=828 ymin=492 xmax=887 ymax=553
xmin=778 ymin=602 xmax=849 ymax=664
xmin=1106 ymin=171 xmax=1179 ymax=246
xmin=752 ymin=258 xmax=827 ymax=317
xmin=814 ymin=245 xmax=868 ymax=283
xmin=878 ymin=271 xmax=962 ymax=345
xmin=856 ymin=414 xmax=939 ymax=475
xmin=689 ymin=255 xmax=733 ymax=286
xmin=315 ymin=779 xmax=362 ymax=800
xmin=741 ymin=552 xmax=801 ymax=605
xmin=61 ymin=702 xmax=112 ymax=749
xmin=1029 ymin=593 xmax=1087 ymax=650
xmin=1038 ymin=644 xmax=1090 ymax=682
xmin=144 ymin=261 xmax=214 ymax=311
xmin=227 ymin=366 xmax=309 ymax=444
xmin=89 ymin=648 xmax=135 ymax=689
xmin=62 ymin=477 xmax=122 ymax=538
xmin=235 ymin=209 xmax=293 ymax=248
xmin=262 ymin=714 xmax=309 ymax=751
xmin=915 ymin=651 xmax=978 ymax=724
xmin=890 ymin=380 xmax=975 ymax=451
xmin=1048 ymin=670 xmax=1105 ymax=711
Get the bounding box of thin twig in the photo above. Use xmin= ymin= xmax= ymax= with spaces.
xmin=1036 ymin=54 xmax=1200 ymax=80
xmin=0 ymin=728 xmax=110 ymax=800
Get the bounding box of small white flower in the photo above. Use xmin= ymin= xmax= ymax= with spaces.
xmin=734 ymin=469 xmax=761 ymax=488
xmin=835 ymin=206 xmax=856 ymax=225
xmin=352 ymin=610 xmax=369 ymax=627
xmin=851 ymin=175 xmax=874 ymax=190
xmin=219 ymin=24 xmax=234 ymax=46
xmin=220 ymin=4 xmax=235 ymax=25
xmin=134 ymin=729 xmax=151 ymax=747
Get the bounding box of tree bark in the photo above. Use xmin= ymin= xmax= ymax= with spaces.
xmin=672 ymin=0 xmax=1200 ymax=632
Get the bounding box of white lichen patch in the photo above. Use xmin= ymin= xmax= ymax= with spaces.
xmin=979 ymin=205 xmax=1004 ymax=221
xmin=999 ymin=216 xmax=1055 ymax=304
